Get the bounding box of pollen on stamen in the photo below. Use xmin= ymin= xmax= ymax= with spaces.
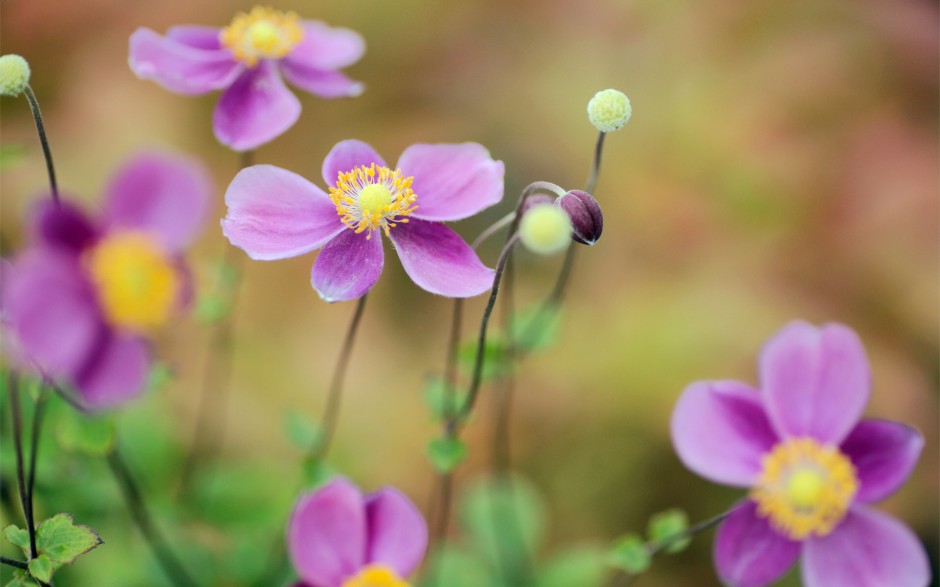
xmin=220 ymin=6 xmax=305 ymax=67
xmin=328 ymin=164 xmax=418 ymax=238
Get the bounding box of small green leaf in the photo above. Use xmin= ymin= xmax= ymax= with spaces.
xmin=0 ymin=145 xmax=24 ymax=170
xmin=422 ymin=376 xmax=466 ymax=421
xmin=5 ymin=569 xmax=35 ymax=587
xmin=194 ymin=295 xmax=231 ymax=324
xmin=3 ymin=524 xmax=30 ymax=552
xmin=146 ymin=362 xmax=173 ymax=394
xmin=511 ymin=306 xmax=562 ymax=353
xmin=301 ymin=458 xmax=336 ymax=489
xmin=647 ymin=508 xmax=690 ymax=553
xmin=215 ymin=259 xmax=240 ymax=288
xmin=35 ymin=513 xmax=102 ymax=565
xmin=608 ymin=534 xmax=651 ymax=574
xmin=27 ymin=555 xmax=52 ymax=583
xmin=458 ymin=336 xmax=511 ymax=380
xmin=427 ymin=437 xmax=467 ymax=473
xmin=284 ymin=410 xmax=323 ymax=450
xmin=53 ymin=407 xmax=115 ymax=456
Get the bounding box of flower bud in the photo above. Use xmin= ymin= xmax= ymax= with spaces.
xmin=0 ymin=54 xmax=31 ymax=97
xmin=518 ymin=204 xmax=572 ymax=255
xmin=556 ymin=190 xmax=603 ymax=245
xmin=587 ymin=88 xmax=631 ymax=133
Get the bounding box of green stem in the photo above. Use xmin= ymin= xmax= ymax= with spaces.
xmin=23 ymin=85 xmax=59 ymax=204
xmin=8 ymin=372 xmax=38 ymax=559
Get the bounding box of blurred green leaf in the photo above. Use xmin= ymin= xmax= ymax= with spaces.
xmin=427 ymin=438 xmax=467 ymax=473
xmin=5 ymin=569 xmax=36 ymax=586
xmin=647 ymin=508 xmax=690 ymax=553
xmin=284 ymin=410 xmax=323 ymax=450
xmin=608 ymin=534 xmax=650 ymax=574
xmin=3 ymin=524 xmax=30 ymax=553
xmin=458 ymin=336 xmax=511 ymax=381
xmin=35 ymin=513 xmax=102 ymax=564
xmin=511 ymin=305 xmax=562 ymax=353
xmin=53 ymin=405 xmax=115 ymax=457
xmin=27 ymin=555 xmax=52 ymax=583
xmin=301 ymin=458 xmax=336 ymax=489
xmin=418 ymin=545 xmax=493 ymax=587
xmin=537 ymin=547 xmax=607 ymax=587
xmin=0 ymin=145 xmax=24 ymax=170
xmin=422 ymin=376 xmax=466 ymax=421
xmin=145 ymin=363 xmax=173 ymax=394
xmin=194 ymin=296 xmax=231 ymax=324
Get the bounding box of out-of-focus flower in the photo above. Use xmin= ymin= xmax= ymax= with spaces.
xmin=671 ymin=321 xmax=930 ymax=587
xmin=221 ymin=139 xmax=504 ymax=302
xmin=555 ymin=190 xmax=603 ymax=245
xmin=587 ymin=89 xmax=631 ymax=133
xmin=129 ymin=7 xmax=365 ymax=151
xmin=2 ymin=152 xmax=211 ymax=408
xmin=0 ymin=54 xmax=30 ymax=96
xmin=519 ymin=204 xmax=572 ymax=255
xmin=287 ymin=477 xmax=427 ymax=587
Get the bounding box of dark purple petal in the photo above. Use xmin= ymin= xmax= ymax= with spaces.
xmin=212 ymin=62 xmax=301 ymax=151
xmin=387 ymin=219 xmax=494 ymax=298
xmin=760 ymin=321 xmax=870 ymax=445
xmin=364 ymin=488 xmax=428 ymax=577
xmin=287 ymin=478 xmax=367 ymax=587
xmin=715 ymin=501 xmax=800 ymax=587
xmin=103 ymin=151 xmax=212 ymax=252
xmin=311 ymin=229 xmax=384 ymax=302
xmin=803 ymin=506 xmax=930 ymax=587
xmin=29 ymin=199 xmax=99 ymax=253
xmin=397 ymin=143 xmax=504 ymax=222
xmin=280 ymin=65 xmax=364 ymax=99
xmin=165 ymin=25 xmax=223 ymax=50
xmin=556 ymin=190 xmax=603 ymax=245
xmin=221 ymin=165 xmax=345 ymax=260
xmin=129 ymin=28 xmax=242 ymax=95
xmin=670 ymin=380 xmax=778 ymax=487
xmin=840 ymin=419 xmax=924 ymax=503
xmin=286 ymin=21 xmax=365 ymax=70
xmin=74 ymin=334 xmax=150 ymax=409
xmin=321 ymin=140 xmax=387 ymax=188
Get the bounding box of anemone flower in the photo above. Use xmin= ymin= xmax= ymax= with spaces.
xmin=2 ymin=152 xmax=210 ymax=408
xmin=129 ymin=7 xmax=365 ymax=151
xmin=288 ymin=477 xmax=427 ymax=587
xmin=221 ymin=139 xmax=504 ymax=302
xmin=671 ymin=321 xmax=930 ymax=587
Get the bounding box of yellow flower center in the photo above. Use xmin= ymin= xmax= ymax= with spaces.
xmin=328 ymin=164 xmax=419 ymax=238
xmin=220 ymin=6 xmax=304 ymax=67
xmin=87 ymin=231 xmax=180 ymax=333
xmin=342 ymin=564 xmax=411 ymax=587
xmin=750 ymin=438 xmax=858 ymax=540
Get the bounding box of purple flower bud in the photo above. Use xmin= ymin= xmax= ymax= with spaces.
xmin=556 ymin=190 xmax=603 ymax=245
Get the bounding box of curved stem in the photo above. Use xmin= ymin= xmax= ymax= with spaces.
xmin=585 ymin=131 xmax=606 ymax=195
xmin=23 ymin=86 xmax=59 ymax=204
xmin=8 ymin=373 xmax=37 ymax=559
xmin=471 ymin=213 xmax=516 ymax=250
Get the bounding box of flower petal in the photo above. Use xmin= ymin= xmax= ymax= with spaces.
xmin=104 ymin=151 xmax=212 ymax=252
xmin=280 ymin=65 xmax=364 ymax=99
xmin=670 ymin=380 xmax=779 ymax=487
xmin=803 ymin=506 xmax=930 ymax=587
xmin=74 ymin=334 xmax=150 ymax=409
xmin=364 ymin=488 xmax=428 ymax=577
xmin=286 ymin=21 xmax=365 ymax=71
xmin=221 ymin=165 xmax=344 ymax=260
xmin=212 ymin=62 xmax=301 ymax=151
xmin=387 ymin=219 xmax=494 ymax=298
xmin=29 ymin=199 xmax=99 ymax=253
xmin=397 ymin=143 xmax=504 ymax=222
xmin=715 ymin=501 xmax=801 ymax=587
xmin=840 ymin=419 xmax=924 ymax=504
xmin=321 ymin=140 xmax=387 ymax=188
xmin=129 ymin=28 xmax=242 ymax=95
xmin=288 ymin=478 xmax=367 ymax=587
xmin=166 ymin=25 xmax=223 ymax=50
xmin=311 ymin=229 xmax=384 ymax=302
xmin=760 ymin=321 xmax=870 ymax=444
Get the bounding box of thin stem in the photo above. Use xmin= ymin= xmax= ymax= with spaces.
xmin=8 ymin=372 xmax=37 ymax=559
xmin=107 ymin=450 xmax=200 ymax=587
xmin=0 ymin=556 xmax=29 ymax=570
xmin=585 ymin=131 xmax=606 ymax=195
xmin=26 ymin=390 xmax=48 ymax=540
xmin=471 ymin=212 xmax=516 ymax=250
xmin=23 ymin=86 xmax=59 ymax=204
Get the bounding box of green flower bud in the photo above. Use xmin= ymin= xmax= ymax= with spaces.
xmin=519 ymin=204 xmax=572 ymax=256
xmin=0 ymin=54 xmax=31 ymax=97
xmin=587 ymin=88 xmax=631 ymax=133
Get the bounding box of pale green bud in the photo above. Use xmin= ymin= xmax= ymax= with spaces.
xmin=0 ymin=54 xmax=31 ymax=97
xmin=519 ymin=204 xmax=572 ymax=255
xmin=587 ymin=88 xmax=631 ymax=132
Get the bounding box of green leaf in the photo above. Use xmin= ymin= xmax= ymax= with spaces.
xmin=419 ymin=545 xmax=492 ymax=587
xmin=608 ymin=534 xmax=651 ymax=574
xmin=301 ymin=458 xmax=336 ymax=489
xmin=422 ymin=376 xmax=466 ymax=421
xmin=283 ymin=410 xmax=323 ymax=450
xmin=53 ymin=406 xmax=115 ymax=456
xmin=194 ymin=295 xmax=231 ymax=324
xmin=458 ymin=336 xmax=511 ymax=380
xmin=3 ymin=524 xmax=30 ymax=553
xmin=0 ymin=144 xmax=24 ymax=170
xmin=427 ymin=438 xmax=467 ymax=473
xmin=5 ymin=569 xmax=35 ymax=587
xmin=27 ymin=555 xmax=52 ymax=583
xmin=146 ymin=362 xmax=173 ymax=394
xmin=537 ymin=547 xmax=607 ymax=587
xmin=511 ymin=305 xmax=562 ymax=353
xmin=35 ymin=513 xmax=102 ymax=564
xmin=647 ymin=508 xmax=690 ymax=553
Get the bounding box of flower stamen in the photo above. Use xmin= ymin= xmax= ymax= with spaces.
xmin=220 ymin=6 xmax=304 ymax=67
xmin=341 ymin=564 xmax=410 ymax=587
xmin=328 ymin=164 xmax=418 ymax=238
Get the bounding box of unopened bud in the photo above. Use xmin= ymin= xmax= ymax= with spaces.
xmin=587 ymin=89 xmax=631 ymax=133
xmin=519 ymin=204 xmax=572 ymax=256
xmin=0 ymin=54 xmax=30 ymax=97
xmin=556 ymin=190 xmax=603 ymax=245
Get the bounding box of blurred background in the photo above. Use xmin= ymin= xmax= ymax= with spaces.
xmin=1 ymin=0 xmax=937 ymax=585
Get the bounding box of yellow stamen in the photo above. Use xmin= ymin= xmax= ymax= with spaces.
xmin=328 ymin=164 xmax=418 ymax=239
xmin=342 ymin=564 xmax=410 ymax=587
xmin=751 ymin=438 xmax=858 ymax=540
xmin=220 ymin=6 xmax=304 ymax=67
xmin=87 ymin=231 xmax=179 ymax=333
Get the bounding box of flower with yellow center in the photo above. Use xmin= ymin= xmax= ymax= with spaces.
xmin=342 ymin=564 xmax=411 ymax=587
xmin=328 ymin=163 xmax=419 ymax=238
xmin=220 ymin=6 xmax=304 ymax=68
xmin=87 ymin=231 xmax=180 ymax=333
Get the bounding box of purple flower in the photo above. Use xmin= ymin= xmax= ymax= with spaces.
xmin=129 ymin=7 xmax=365 ymax=151
xmin=221 ymin=139 xmax=504 ymax=302
xmin=671 ymin=321 xmax=930 ymax=587
xmin=287 ymin=477 xmax=427 ymax=587
xmin=1 ymin=152 xmax=211 ymax=408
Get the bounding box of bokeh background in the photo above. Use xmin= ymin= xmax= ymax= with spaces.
xmin=1 ymin=0 xmax=937 ymax=585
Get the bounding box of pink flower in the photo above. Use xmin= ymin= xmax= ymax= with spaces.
xmin=221 ymin=139 xmax=504 ymax=302
xmin=287 ymin=477 xmax=427 ymax=587
xmin=129 ymin=7 xmax=365 ymax=151
xmin=671 ymin=321 xmax=930 ymax=587
xmin=2 ymin=152 xmax=211 ymax=408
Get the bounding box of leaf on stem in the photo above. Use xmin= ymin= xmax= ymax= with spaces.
xmin=284 ymin=410 xmax=323 ymax=450
xmin=647 ymin=508 xmax=690 ymax=554
xmin=27 ymin=555 xmax=52 ymax=583
xmin=607 ymin=534 xmax=651 ymax=574
xmin=510 ymin=305 xmax=562 ymax=353
xmin=3 ymin=524 xmax=30 ymax=554
xmin=35 ymin=513 xmax=102 ymax=565
xmin=422 ymin=376 xmax=467 ymax=422
xmin=427 ymin=437 xmax=467 ymax=473
xmin=52 ymin=405 xmax=116 ymax=456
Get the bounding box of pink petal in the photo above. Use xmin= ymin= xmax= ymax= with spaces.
xmin=104 ymin=151 xmax=212 ymax=252
xmin=803 ymin=506 xmax=930 ymax=587
xmin=364 ymin=488 xmax=428 ymax=577
xmin=311 ymin=229 xmax=384 ymax=302
xmin=29 ymin=199 xmax=99 ymax=253
xmin=221 ymin=165 xmax=345 ymax=260
xmin=280 ymin=65 xmax=364 ymax=99
xmin=288 ymin=478 xmax=367 ymax=587
xmin=74 ymin=334 xmax=150 ymax=409
xmin=759 ymin=321 xmax=870 ymax=445
xmin=715 ymin=501 xmax=800 ymax=587
xmin=321 ymin=140 xmax=387 ymax=188
xmin=840 ymin=419 xmax=924 ymax=504
xmin=387 ymin=219 xmax=494 ymax=298
xmin=129 ymin=28 xmax=242 ymax=95
xmin=285 ymin=21 xmax=365 ymax=71
xmin=396 ymin=143 xmax=504 ymax=222
xmin=670 ymin=380 xmax=779 ymax=487
xmin=166 ymin=25 xmax=223 ymax=50
xmin=212 ymin=62 xmax=301 ymax=151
